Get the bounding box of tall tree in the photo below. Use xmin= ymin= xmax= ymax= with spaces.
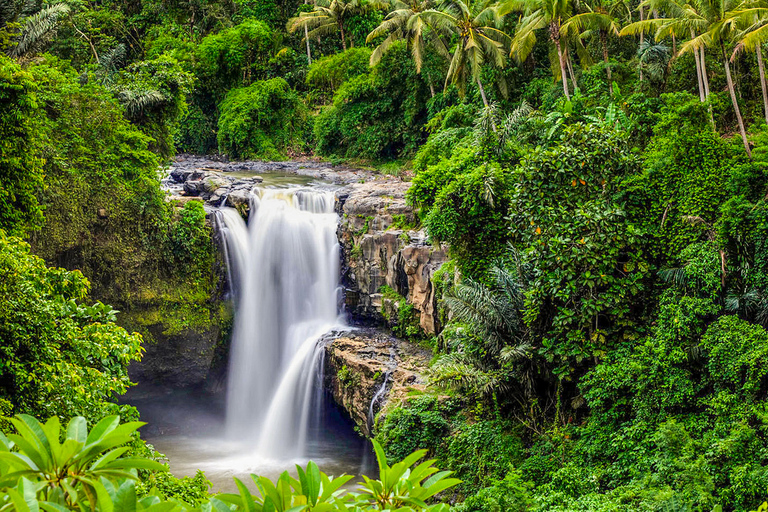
xmin=501 ymin=0 xmax=577 ymax=99
xmin=366 ymin=0 xmax=449 ymax=72
xmin=561 ymin=0 xmax=629 ymax=94
xmin=622 ymin=0 xmax=753 ymax=156
xmin=726 ymin=0 xmax=768 ymax=124
xmin=422 ymin=0 xmax=511 ymax=106
xmin=287 ymin=0 xmax=377 ymax=50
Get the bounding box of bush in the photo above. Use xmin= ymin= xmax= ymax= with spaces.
xmin=0 ymin=233 xmax=143 ymax=422
xmin=217 ymin=77 xmax=308 ymax=160
xmin=306 ymin=47 xmax=371 ymax=97
xmin=196 ymin=20 xmax=275 ymax=100
xmin=0 ymin=54 xmax=44 ymax=236
xmin=375 ymin=396 xmax=451 ymax=464
xmin=314 ymin=41 xmax=429 ymax=160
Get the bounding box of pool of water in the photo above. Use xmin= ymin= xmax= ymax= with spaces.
xmin=124 ymin=388 xmax=376 ymax=493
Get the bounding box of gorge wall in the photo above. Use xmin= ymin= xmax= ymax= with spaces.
xmin=336 ymin=181 xmax=448 ymax=335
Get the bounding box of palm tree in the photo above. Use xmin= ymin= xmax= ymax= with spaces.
xmin=622 ymin=0 xmax=752 ymax=156
xmin=430 ymin=261 xmax=532 ymax=399
xmin=366 ymin=0 xmax=449 ymax=72
xmin=501 ymin=0 xmax=577 ymax=99
xmin=561 ymin=0 xmax=629 ymax=94
xmin=422 ymin=0 xmax=511 ymax=106
xmin=621 ymin=0 xmax=711 ymax=102
xmin=287 ymin=0 xmax=376 ymax=51
xmin=8 ymin=3 xmax=70 ymax=58
xmin=725 ymin=0 xmax=768 ymax=124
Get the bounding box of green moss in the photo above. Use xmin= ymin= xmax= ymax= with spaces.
xmin=337 ymin=364 xmax=360 ymax=389
xmin=380 ymin=285 xmax=422 ymax=339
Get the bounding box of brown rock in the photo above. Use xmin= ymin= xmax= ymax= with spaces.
xmin=323 ymin=329 xmax=430 ymax=436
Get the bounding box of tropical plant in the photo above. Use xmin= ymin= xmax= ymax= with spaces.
xmin=501 ymin=0 xmax=577 ymax=99
xmin=422 ymin=0 xmax=511 ymax=105
xmin=288 ymin=0 xmax=379 ymax=50
xmin=724 ymin=0 xmax=768 ymax=124
xmin=561 ymin=0 xmax=629 ymax=93
xmin=208 ymin=440 xmax=460 ymax=511
xmin=9 ymin=3 xmax=70 ymax=58
xmin=0 ymin=415 xmax=458 ymax=512
xmin=0 ymin=414 xmax=164 ymax=510
xmin=621 ymin=0 xmax=752 ymax=156
xmin=366 ymin=0 xmax=449 ymax=72
xmin=430 ymin=254 xmax=534 ymax=400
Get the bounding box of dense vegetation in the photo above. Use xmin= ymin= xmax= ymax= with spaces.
xmin=5 ymin=0 xmax=768 ymax=509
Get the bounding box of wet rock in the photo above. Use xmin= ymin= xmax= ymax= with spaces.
xmin=322 ymin=328 xmax=430 ymax=436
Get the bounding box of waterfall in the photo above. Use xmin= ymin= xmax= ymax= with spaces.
xmin=367 ymin=372 xmax=391 ymax=431
xmin=216 ymin=186 xmax=341 ymax=459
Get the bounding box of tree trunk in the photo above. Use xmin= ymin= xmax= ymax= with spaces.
xmin=303 ymin=0 xmax=312 ymax=64
xmin=601 ymin=30 xmax=612 ymax=95
xmin=553 ymin=26 xmax=570 ymax=99
xmin=556 ymin=40 xmax=570 ymax=99
xmin=691 ymin=30 xmax=704 ymax=102
xmin=340 ymin=24 xmax=347 ymax=50
xmin=722 ymin=44 xmax=751 ymax=157
xmin=477 ymin=75 xmax=490 ymax=107
xmin=639 ymin=6 xmax=644 ymax=82
xmin=566 ymin=49 xmax=578 ymax=92
xmin=757 ymin=45 xmax=768 ymax=125
xmin=700 ymin=47 xmax=710 ymax=97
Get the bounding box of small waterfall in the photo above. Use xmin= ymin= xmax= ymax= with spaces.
xmin=367 ymin=372 xmax=391 ymax=431
xmin=216 ymin=186 xmax=341 ymax=458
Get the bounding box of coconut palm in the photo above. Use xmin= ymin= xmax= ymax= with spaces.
xmin=366 ymin=0 xmax=449 ymax=72
xmin=422 ymin=0 xmax=511 ymax=106
xmin=561 ymin=0 xmax=630 ymax=93
xmin=287 ymin=0 xmax=377 ymax=51
xmin=621 ymin=0 xmax=711 ymax=103
xmin=724 ymin=0 xmax=768 ymax=124
xmin=622 ymin=0 xmax=753 ymax=156
xmin=501 ymin=0 xmax=577 ymax=99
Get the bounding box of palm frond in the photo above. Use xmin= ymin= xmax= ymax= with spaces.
xmin=11 ymin=2 xmax=70 ymax=57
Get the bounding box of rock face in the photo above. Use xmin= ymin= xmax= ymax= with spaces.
xmin=337 ymin=182 xmax=448 ymax=335
xmin=121 ymin=309 xmax=230 ymax=392
xmin=323 ymin=328 xmax=430 ymax=436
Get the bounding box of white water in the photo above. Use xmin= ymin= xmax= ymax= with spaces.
xmin=367 ymin=372 xmax=390 ymax=430
xmin=217 ymin=186 xmax=341 ymax=459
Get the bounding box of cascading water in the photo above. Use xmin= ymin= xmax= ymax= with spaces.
xmin=216 ymin=186 xmax=341 ymax=459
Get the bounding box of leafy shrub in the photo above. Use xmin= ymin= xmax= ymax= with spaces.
xmin=509 ymin=123 xmax=646 ymax=369
xmin=314 ymin=41 xmax=429 ymax=160
xmin=217 ymin=77 xmax=308 ymax=160
xmin=196 ymin=20 xmax=275 ymax=100
xmin=0 ymin=416 xmax=459 ymax=512
xmin=306 ymin=47 xmax=371 ymax=97
xmin=452 ymin=468 xmax=533 ymax=512
xmin=0 ymin=233 xmax=142 ymax=422
xmin=0 ymin=54 xmax=44 ymax=236
xmin=375 ymin=396 xmax=451 ymax=464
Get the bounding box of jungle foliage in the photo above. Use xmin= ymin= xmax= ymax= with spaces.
xmin=6 ymin=0 xmax=768 ymax=508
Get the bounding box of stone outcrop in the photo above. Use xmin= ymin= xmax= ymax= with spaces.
xmin=337 ymin=182 xmax=449 ymax=335
xmin=323 ymin=328 xmax=430 ymax=436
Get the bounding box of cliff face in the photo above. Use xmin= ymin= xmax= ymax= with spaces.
xmin=337 ymin=182 xmax=448 ymax=335
xmin=323 ymin=328 xmax=431 ymax=436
